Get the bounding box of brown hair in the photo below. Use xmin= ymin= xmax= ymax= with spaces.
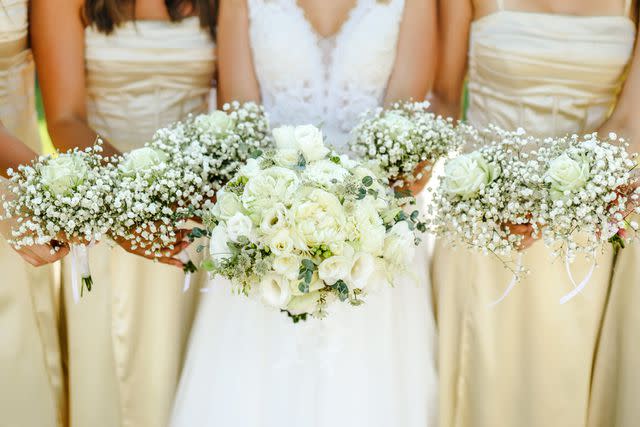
xmin=84 ymin=0 xmax=217 ymax=38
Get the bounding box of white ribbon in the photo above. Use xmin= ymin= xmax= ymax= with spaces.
xmin=488 ymin=253 xmax=524 ymax=308
xmin=560 ymin=254 xmax=596 ymax=305
xmin=177 ymin=250 xmax=192 ymax=292
xmin=70 ymin=243 xmax=92 ymax=304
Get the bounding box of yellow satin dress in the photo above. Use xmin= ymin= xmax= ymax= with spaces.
xmin=432 ymin=1 xmax=637 ymax=426
xmin=0 ymin=1 xmax=66 ymax=426
xmin=61 ymin=18 xmax=214 ymax=427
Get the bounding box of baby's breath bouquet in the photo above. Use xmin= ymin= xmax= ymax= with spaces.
xmin=2 ymin=142 xmax=113 ymax=299
xmin=202 ymin=124 xmax=426 ymax=322
xmin=432 ymin=126 xmax=640 ymax=302
xmin=108 ymin=102 xmax=274 ymax=286
xmin=350 ymin=100 xmax=462 ymax=184
xmin=536 ymin=132 xmax=640 ymax=301
xmin=431 ymin=126 xmax=544 ymax=262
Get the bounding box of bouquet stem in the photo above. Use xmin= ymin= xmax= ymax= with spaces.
xmin=177 ymin=250 xmax=196 ymax=291
xmin=71 ymin=244 xmax=93 ymax=303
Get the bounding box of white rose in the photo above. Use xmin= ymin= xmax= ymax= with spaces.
xmin=303 ymin=159 xmax=350 ymax=187
xmin=350 ymin=252 xmax=376 ymax=289
xmin=259 ymin=273 xmax=292 ymax=308
xmin=212 ymin=190 xmax=243 ymax=220
xmin=259 ymin=203 xmax=288 ymax=236
xmin=226 ymin=212 xmax=254 ymax=242
xmin=380 ymin=112 xmax=414 ymax=137
xmin=443 ymin=152 xmax=501 ymax=199
xmin=294 ymin=125 xmax=329 ymax=161
xmin=272 ymin=125 xmax=298 ymax=150
xmin=352 ymin=198 xmax=385 ymax=255
xmin=272 ymin=254 xmax=300 ymax=280
xmin=291 ymin=189 xmax=347 ymax=249
xmin=243 ymin=167 xmax=299 ymax=212
xmin=287 ymin=291 xmax=322 ymax=315
xmin=196 ymin=110 xmax=235 ymax=136
xmin=269 ymin=229 xmax=295 ymax=256
xmin=318 ymin=255 xmax=352 ymax=286
xmin=273 ymin=148 xmax=300 ymax=167
xmin=41 ymin=154 xmax=89 ymax=195
xmin=383 ymin=221 xmax=415 ymax=268
xmin=289 ymin=272 xmax=325 ymax=296
xmin=358 ymin=224 xmax=386 ymax=255
xmin=120 ymin=147 xmax=168 ymax=176
xmin=546 ymin=154 xmax=590 ymax=200
xmin=209 ymin=224 xmax=232 ymax=262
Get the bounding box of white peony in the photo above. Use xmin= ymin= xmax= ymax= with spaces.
xmin=287 ymin=291 xmax=322 ymax=315
xmin=443 ymin=152 xmax=501 ymax=199
xmin=303 ymin=159 xmax=349 ymax=187
xmin=259 ymin=273 xmax=292 ymax=308
xmin=546 ymin=154 xmax=590 ymax=200
xmin=350 ymin=252 xmax=376 ymax=289
xmin=272 ymin=125 xmax=298 ymax=150
xmin=243 ymin=167 xmax=299 ymax=212
xmin=40 ymin=154 xmax=89 ymax=195
xmin=226 ymin=212 xmax=254 ymax=242
xmin=351 ymin=197 xmax=385 ymax=254
xmin=318 ymin=254 xmax=352 ymax=286
xmin=291 ymin=189 xmax=347 ymax=249
xmin=213 ymin=190 xmax=243 ymax=220
xmin=273 ymin=148 xmax=300 ymax=167
xmin=269 ymin=228 xmax=295 ymax=256
xmin=209 ymin=224 xmax=232 ymax=262
xmin=195 ymin=110 xmax=235 ymax=136
xmin=294 ymin=125 xmax=330 ymax=162
xmin=272 ymin=254 xmax=300 ymax=280
xmin=119 ymin=147 xmax=168 ymax=176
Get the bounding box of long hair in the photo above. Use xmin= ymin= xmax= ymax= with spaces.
xmin=84 ymin=0 xmax=217 ymax=38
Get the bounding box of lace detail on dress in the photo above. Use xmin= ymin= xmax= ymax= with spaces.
xmin=248 ymin=0 xmax=404 ymax=150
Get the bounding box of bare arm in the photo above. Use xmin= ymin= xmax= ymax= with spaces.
xmin=0 ymin=123 xmax=36 ymax=178
xmin=0 ymin=123 xmax=70 ymax=265
xmin=431 ymin=0 xmax=472 ymax=119
xmin=600 ymin=33 xmax=640 ymax=152
xmin=384 ymin=0 xmax=438 ymax=104
xmin=216 ymin=0 xmax=261 ymax=106
xmin=31 ymin=0 xmax=118 ymax=156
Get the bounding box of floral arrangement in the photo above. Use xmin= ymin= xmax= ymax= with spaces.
xmin=202 ymin=124 xmax=426 ymax=322
xmin=350 ymin=100 xmax=462 ymax=184
xmin=432 ymin=126 xmax=640 ymax=293
xmin=2 ymin=142 xmax=113 ymax=297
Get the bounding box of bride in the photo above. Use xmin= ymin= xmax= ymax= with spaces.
xmin=171 ymin=0 xmax=438 ymax=426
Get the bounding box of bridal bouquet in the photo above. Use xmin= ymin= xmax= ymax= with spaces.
xmin=350 ymin=101 xmax=462 ymax=184
xmin=2 ymin=142 xmax=113 ymax=297
xmin=202 ymin=124 xmax=425 ymax=321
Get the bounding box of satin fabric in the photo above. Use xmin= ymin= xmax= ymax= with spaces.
xmin=432 ymin=5 xmax=636 ymax=427
xmin=0 ymin=1 xmax=66 ymax=426
xmin=61 ymin=18 xmax=214 ymax=427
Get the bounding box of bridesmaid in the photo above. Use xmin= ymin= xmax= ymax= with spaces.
xmin=0 ymin=2 xmax=66 ymax=426
xmin=31 ymin=1 xmax=216 ymax=426
xmin=433 ymin=0 xmax=638 ymax=426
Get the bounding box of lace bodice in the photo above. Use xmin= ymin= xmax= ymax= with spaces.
xmin=248 ymin=0 xmax=405 ymax=149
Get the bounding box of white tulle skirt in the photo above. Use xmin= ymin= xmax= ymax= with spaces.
xmin=170 ymin=240 xmax=437 ymax=427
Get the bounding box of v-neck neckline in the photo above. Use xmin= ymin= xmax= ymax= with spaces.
xmin=293 ymin=0 xmax=362 ymax=40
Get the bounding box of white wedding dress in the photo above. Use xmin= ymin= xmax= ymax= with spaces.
xmin=170 ymin=1 xmax=437 ymax=426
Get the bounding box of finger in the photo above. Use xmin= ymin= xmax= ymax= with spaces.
xmin=18 ymin=250 xmax=44 ymax=267
xmin=157 ymin=256 xmax=185 ymax=269
xmin=507 ymin=224 xmax=533 ymax=235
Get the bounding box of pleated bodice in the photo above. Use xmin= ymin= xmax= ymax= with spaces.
xmin=84 ymin=17 xmax=215 ymax=152
xmin=467 ymin=11 xmax=635 ymax=136
xmin=0 ymin=0 xmax=40 ymax=152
